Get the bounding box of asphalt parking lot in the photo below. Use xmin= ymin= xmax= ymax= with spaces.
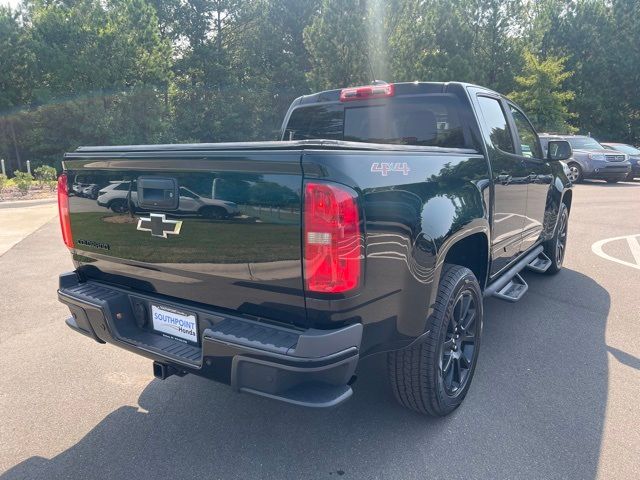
xmin=1 ymin=181 xmax=638 ymax=480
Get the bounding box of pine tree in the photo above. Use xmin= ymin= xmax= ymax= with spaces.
xmin=303 ymin=0 xmax=371 ymax=91
xmin=508 ymin=51 xmax=576 ymax=133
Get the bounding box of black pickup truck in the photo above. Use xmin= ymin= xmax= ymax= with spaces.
xmin=57 ymin=82 xmax=573 ymax=416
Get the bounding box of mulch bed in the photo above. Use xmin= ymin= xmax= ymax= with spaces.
xmin=0 ymin=186 xmax=57 ymax=202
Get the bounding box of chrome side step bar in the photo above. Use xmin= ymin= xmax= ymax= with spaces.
xmin=484 ymin=245 xmax=543 ymax=302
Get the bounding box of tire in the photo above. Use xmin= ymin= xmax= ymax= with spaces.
xmin=606 ymin=179 xmax=618 ymax=184
xmin=626 ymin=173 xmax=635 ymax=181
xmin=109 ymin=199 xmax=128 ymax=213
xmin=566 ymin=162 xmax=583 ymax=183
xmin=543 ymin=202 xmax=569 ymax=275
xmin=387 ymin=265 xmax=483 ymax=416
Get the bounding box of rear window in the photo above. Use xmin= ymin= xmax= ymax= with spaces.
xmin=284 ymin=94 xmax=468 ymax=148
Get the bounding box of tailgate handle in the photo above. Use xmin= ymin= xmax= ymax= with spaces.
xmin=137 ymin=177 xmax=179 ymax=210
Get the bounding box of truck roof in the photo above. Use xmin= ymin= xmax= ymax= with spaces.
xmin=291 ymin=81 xmax=498 ymax=107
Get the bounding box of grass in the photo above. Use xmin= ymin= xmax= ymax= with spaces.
xmin=70 ymin=212 xmax=300 ymax=264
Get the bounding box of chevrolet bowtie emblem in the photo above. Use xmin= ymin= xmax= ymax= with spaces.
xmin=136 ymin=213 xmax=183 ymax=238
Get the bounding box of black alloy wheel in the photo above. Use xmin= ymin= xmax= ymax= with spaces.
xmin=440 ymin=291 xmax=478 ymax=395
xmin=555 ymin=205 xmax=568 ymax=268
xmin=542 ymin=202 xmax=569 ymax=275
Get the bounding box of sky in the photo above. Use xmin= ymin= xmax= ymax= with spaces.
xmin=1 ymin=0 xmax=20 ymax=9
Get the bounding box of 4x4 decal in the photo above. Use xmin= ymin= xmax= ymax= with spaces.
xmin=371 ymin=162 xmax=411 ymax=176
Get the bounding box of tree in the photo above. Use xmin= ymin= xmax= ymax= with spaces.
xmin=508 ymin=51 xmax=575 ymax=133
xmin=0 ymin=6 xmax=33 ymax=172
xmin=543 ymin=0 xmax=617 ymax=138
xmin=610 ymin=0 xmax=640 ymax=142
xmin=19 ymin=0 xmax=173 ymax=165
xmin=303 ymin=0 xmax=371 ymax=91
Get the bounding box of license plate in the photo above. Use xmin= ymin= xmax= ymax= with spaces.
xmin=151 ymin=304 xmax=198 ymax=345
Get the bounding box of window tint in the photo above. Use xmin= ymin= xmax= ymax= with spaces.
xmin=283 ymin=95 xmax=468 ymax=148
xmin=509 ymin=105 xmax=543 ymax=158
xmin=284 ymin=105 xmax=343 ymax=141
xmin=343 ymin=96 xmax=466 ymax=147
xmin=477 ymin=96 xmax=514 ymax=153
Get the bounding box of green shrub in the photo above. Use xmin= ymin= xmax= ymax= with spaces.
xmin=0 ymin=173 xmax=7 ymax=194
xmin=34 ymin=165 xmax=58 ymax=189
xmin=13 ymin=171 xmax=33 ymax=195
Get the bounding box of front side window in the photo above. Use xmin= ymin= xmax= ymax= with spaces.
xmin=509 ymin=104 xmax=543 ymax=159
xmin=477 ymin=96 xmax=514 ymax=153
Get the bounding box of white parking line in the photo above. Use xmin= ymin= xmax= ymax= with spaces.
xmin=626 ymin=235 xmax=640 ymax=266
xmin=592 ymin=234 xmax=640 ymax=271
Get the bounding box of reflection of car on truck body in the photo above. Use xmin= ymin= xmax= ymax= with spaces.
xmin=96 ymin=181 xmax=239 ymax=218
xmin=57 ymin=81 xmax=573 ymax=416
xmin=539 ymin=134 xmax=631 ymax=183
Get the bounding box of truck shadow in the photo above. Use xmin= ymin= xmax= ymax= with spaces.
xmin=2 ymin=268 xmax=609 ymax=480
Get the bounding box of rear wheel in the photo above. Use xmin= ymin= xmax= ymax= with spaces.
xmin=388 ymin=265 xmax=483 ymax=416
xmin=109 ymin=199 xmax=128 ymax=213
xmin=566 ymin=162 xmax=583 ymax=183
xmin=200 ymin=206 xmax=227 ymax=219
xmin=543 ymin=202 xmax=569 ymax=275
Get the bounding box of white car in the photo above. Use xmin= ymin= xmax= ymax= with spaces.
xmin=96 ymin=182 xmax=240 ymax=218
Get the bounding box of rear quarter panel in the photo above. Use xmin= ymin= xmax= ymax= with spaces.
xmin=302 ymin=150 xmax=490 ymax=353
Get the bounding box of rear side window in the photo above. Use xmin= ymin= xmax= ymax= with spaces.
xmin=284 ymin=94 xmax=469 ymax=148
xmin=476 ymin=96 xmax=514 ymax=153
xmin=284 ymin=105 xmax=343 ymax=141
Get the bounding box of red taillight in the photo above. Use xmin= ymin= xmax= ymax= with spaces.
xmin=304 ymin=182 xmax=362 ymax=293
xmin=57 ymin=173 xmax=74 ymax=248
xmin=339 ymin=83 xmax=395 ymax=102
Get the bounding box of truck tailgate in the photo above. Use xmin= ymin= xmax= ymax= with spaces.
xmin=63 ymin=150 xmax=306 ymax=325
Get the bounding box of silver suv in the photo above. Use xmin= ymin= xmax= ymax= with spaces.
xmin=539 ymin=134 xmax=631 ymax=183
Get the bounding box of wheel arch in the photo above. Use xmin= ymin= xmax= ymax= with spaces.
xmin=561 ymin=189 xmax=572 ymax=212
xmin=434 ymin=221 xmax=491 ymax=293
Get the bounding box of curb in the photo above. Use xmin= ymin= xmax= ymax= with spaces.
xmin=0 ymin=197 xmax=57 ymax=209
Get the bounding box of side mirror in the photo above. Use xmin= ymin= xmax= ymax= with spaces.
xmin=547 ymin=140 xmax=572 ymax=161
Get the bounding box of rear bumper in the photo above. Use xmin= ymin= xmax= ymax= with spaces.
xmin=58 ymin=272 xmax=361 ymax=408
